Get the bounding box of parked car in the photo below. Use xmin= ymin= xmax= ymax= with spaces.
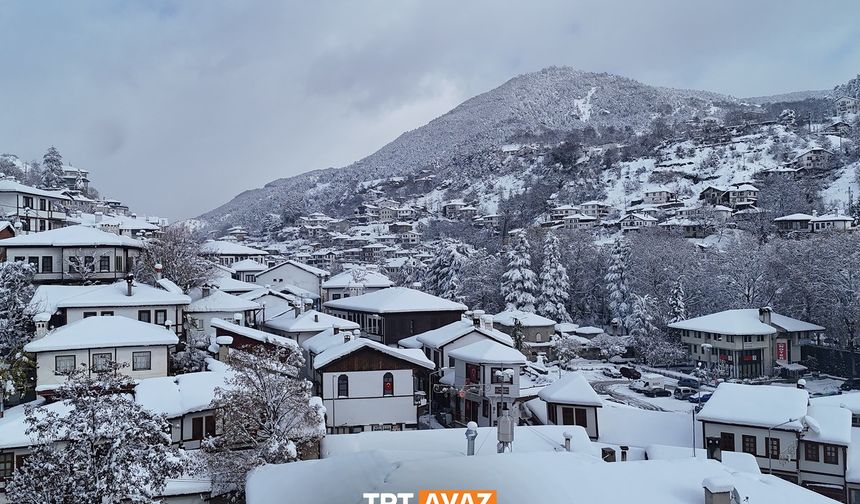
xmin=602 ymin=367 xmax=623 ymax=379
xmin=688 ymin=392 xmax=712 ymax=403
xmin=841 ymin=379 xmax=860 ymax=391
xmin=643 ymin=387 xmax=672 ymax=398
xmin=620 ymin=367 xmax=641 ymax=380
xmin=674 ymin=386 xmax=697 ymax=400
xmin=677 ymin=377 xmax=700 ymax=389
xmin=630 ymin=375 xmax=664 ymax=394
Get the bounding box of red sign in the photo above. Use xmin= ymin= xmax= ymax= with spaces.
xmin=776 ymin=341 xmax=788 ymax=361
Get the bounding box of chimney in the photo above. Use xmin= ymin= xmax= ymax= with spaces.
xmin=472 ymin=310 xmax=485 ymax=328
xmin=202 ymin=285 xmax=211 ymax=298
xmin=233 ymin=313 xmax=243 ymax=325
xmin=702 ymin=478 xmax=734 ymax=504
xmin=620 ymin=445 xmax=629 ymax=462
xmin=465 ymin=421 xmax=478 ymax=456
xmin=481 ymin=315 xmax=494 ymax=331
xmin=125 ymin=273 xmax=134 ymax=297
xmin=343 ymin=331 xmax=352 ymax=344
xmin=34 ymin=314 xmax=50 ymax=339
xmin=601 ymin=447 xmax=616 ymax=462
xmin=94 ymin=211 xmax=103 ymax=223
xmin=463 ymin=310 xmax=473 ymax=322
xmin=314 ymin=313 xmax=319 ymax=323
xmin=154 ymin=263 xmax=163 ymax=280
xmin=797 ymin=378 xmax=807 ymax=389
xmin=563 ymin=431 xmax=572 ymax=452
xmin=758 ymin=306 xmax=773 ymax=325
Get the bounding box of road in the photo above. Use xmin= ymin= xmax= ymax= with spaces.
xmin=591 ymin=379 xmax=668 ymax=412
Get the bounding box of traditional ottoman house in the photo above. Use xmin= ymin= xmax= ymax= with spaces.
xmin=538 ymin=373 xmax=603 ymax=440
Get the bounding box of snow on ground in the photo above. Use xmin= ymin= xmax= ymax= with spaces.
xmin=821 ymin=160 xmax=859 ymax=209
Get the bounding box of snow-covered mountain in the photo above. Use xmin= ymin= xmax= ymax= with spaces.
xmin=197 ymin=67 xmax=742 ymax=228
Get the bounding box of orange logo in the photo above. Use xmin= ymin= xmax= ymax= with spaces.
xmin=418 ymin=490 xmax=497 ymax=504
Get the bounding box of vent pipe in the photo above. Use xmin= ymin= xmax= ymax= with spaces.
xmin=465 ymin=421 xmax=478 ymax=456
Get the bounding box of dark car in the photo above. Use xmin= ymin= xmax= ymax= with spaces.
xmin=688 ymin=392 xmax=712 ymax=403
xmin=620 ymin=367 xmax=641 ymax=380
xmin=677 ymin=377 xmax=700 ymax=389
xmin=643 ymin=388 xmax=671 ymax=398
xmin=841 ymin=379 xmax=860 ymax=391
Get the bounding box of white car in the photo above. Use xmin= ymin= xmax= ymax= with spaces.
xmin=602 ymin=367 xmax=623 ymax=379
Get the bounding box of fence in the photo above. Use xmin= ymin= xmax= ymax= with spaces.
xmin=801 ymin=344 xmax=858 ymax=379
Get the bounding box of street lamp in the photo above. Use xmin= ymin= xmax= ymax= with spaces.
xmin=701 ymin=343 xmax=713 ymax=385
xmin=766 ymin=417 xmax=816 ymax=473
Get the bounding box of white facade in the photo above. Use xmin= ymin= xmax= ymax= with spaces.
xmin=34 ymin=345 xmax=170 ymax=389
xmin=255 ymin=261 xmax=329 ymax=297
xmin=3 ymin=245 xmax=139 ymax=283
xmin=320 ymin=368 xmax=419 ymax=433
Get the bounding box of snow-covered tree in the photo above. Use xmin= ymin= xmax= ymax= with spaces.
xmin=778 ymin=109 xmax=797 ymax=126
xmin=589 ymin=332 xmax=626 ymax=359
xmin=628 ymin=294 xmax=685 ymax=366
xmin=501 ymin=232 xmax=538 ymax=312
xmin=6 ymin=363 xmax=187 ymax=503
xmin=134 ymin=227 xmax=215 ymax=292
xmin=667 ymin=276 xmax=688 ymax=323
xmin=64 ymin=249 xmax=109 ymax=285
xmin=38 ymin=146 xmax=64 ymax=189
xmin=204 ymin=345 xmax=325 ymax=501
xmin=422 ymin=240 xmax=466 ymax=301
xmin=551 ymin=333 xmax=580 ymax=367
xmin=173 ymin=330 xmax=211 ymax=374
xmin=605 ymin=239 xmax=632 ymax=329
xmin=537 ymin=233 xmax=571 ymax=322
xmin=512 ymin=318 xmax=525 ymax=351
xmin=0 ymin=261 xmax=36 ymax=413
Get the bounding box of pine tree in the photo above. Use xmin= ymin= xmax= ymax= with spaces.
xmin=39 ymin=146 xmax=64 ymax=189
xmin=551 ymin=333 xmax=580 ymax=367
xmin=629 ymin=294 xmax=686 ymax=366
xmin=605 ymin=238 xmax=632 ymax=330
xmin=537 ymin=233 xmax=571 ymax=322
xmin=512 ymin=318 xmax=525 ymax=350
xmin=667 ymin=276 xmax=688 ymax=323
xmin=204 ymin=345 xmax=325 ymax=501
xmin=501 ymin=233 xmax=538 ymax=312
xmin=0 ymin=261 xmax=36 ymax=414
xmin=6 ymin=363 xmax=187 ymax=503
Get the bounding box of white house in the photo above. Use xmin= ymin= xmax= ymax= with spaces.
xmin=312 ymin=337 xmax=434 ymax=434
xmin=406 ymin=315 xmax=514 ymax=370
xmin=230 ymin=258 xmax=268 ymax=283
xmin=201 ymin=240 xmax=269 ymax=267
xmin=643 ymin=187 xmax=677 ymax=205
xmin=538 ymin=373 xmax=603 ymax=440
xmin=0 ymin=225 xmax=142 ymax=284
xmin=728 ymin=184 xmax=759 ymax=208
xmin=255 ymin=260 xmax=330 ymax=302
xmin=792 ymin=148 xmax=834 ymax=171
xmin=30 ymin=280 xmax=190 ymax=335
xmin=579 ymin=200 xmax=612 ymax=219
xmin=619 ymin=213 xmax=658 ymax=231
xmin=264 ymin=309 xmax=360 ymax=347
xmin=668 ymin=307 xmax=824 ymax=378
xmin=239 ymin=287 xmax=296 ymax=323
xmin=493 ymin=309 xmax=557 ymax=358
xmin=320 ymin=267 xmax=394 ymax=303
xmin=810 ymin=213 xmax=854 ymax=232
xmin=448 ymin=339 xmax=527 ymax=427
xmin=185 ymin=289 xmax=261 ymax=340
xmin=836 ymin=96 xmax=859 ymax=115
xmin=774 ymin=213 xmax=814 ymax=232
xmin=24 ymin=316 xmax=178 ymax=394
xmin=561 ymin=213 xmax=597 ymax=230
xmin=0 ymin=178 xmax=70 ymax=233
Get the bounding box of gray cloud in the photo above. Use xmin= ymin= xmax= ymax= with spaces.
xmin=0 ymin=0 xmax=857 ymax=219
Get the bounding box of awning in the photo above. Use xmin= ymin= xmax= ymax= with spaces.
xmin=776 ymin=360 xmax=807 ymax=372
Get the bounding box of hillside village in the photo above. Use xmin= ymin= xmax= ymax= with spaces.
xmin=1 ymin=87 xmax=860 ymax=503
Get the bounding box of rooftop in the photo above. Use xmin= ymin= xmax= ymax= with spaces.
xmin=187 ymin=290 xmax=261 ymax=313
xmin=324 ymin=287 xmax=467 ymax=314
xmin=31 ymin=281 xmax=190 ymax=315
xmin=697 ymin=383 xmax=809 ymax=430
xmin=538 ymin=373 xmax=603 ymax=407
xmin=493 ymin=310 xmax=556 ymax=328
xmin=313 ymin=337 xmax=434 ymax=370
xmin=667 ymin=309 xmax=824 ymax=335
xmin=0 ymin=224 xmax=142 ymax=248
xmin=415 ymin=319 xmax=514 ymax=349
xmin=265 ymin=309 xmax=360 ymax=333
xmin=448 ymin=339 xmax=527 ymax=365
xmin=321 ymin=268 xmax=393 ymax=289
xmin=202 ymin=240 xmax=269 ymax=256
xmin=24 ymin=316 xmax=178 ymax=352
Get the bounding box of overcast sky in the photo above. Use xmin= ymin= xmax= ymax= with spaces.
xmin=1 ymin=1 xmax=858 ymax=220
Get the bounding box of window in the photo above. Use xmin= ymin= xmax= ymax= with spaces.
xmin=115 ymin=256 xmax=123 ymax=272
xmin=482 ymin=399 xmax=489 ymax=418
xmin=491 ymin=367 xmax=513 ymax=384
xmin=332 ymin=293 xmax=342 ymax=300
xmin=132 ymin=351 xmax=152 ymax=371
xmin=562 ymin=407 xmax=574 ymax=425
xmin=720 ymin=432 xmax=735 ymax=452
xmin=766 ymin=437 xmax=780 ymax=459
xmin=92 ymin=352 xmax=112 ymax=372
xmin=547 ymin=404 xmax=558 ymax=424
xmin=824 ymin=444 xmax=839 ymax=465
xmin=0 ymin=452 xmax=13 ymax=478
xmin=38 ymin=220 xmax=46 ymax=232
xmin=99 ymin=256 xmax=110 ymax=272
xmin=28 ymin=257 xmax=39 ymax=270
xmin=337 ymin=374 xmax=349 ymax=397
xmin=155 ymin=310 xmax=167 ymax=325
xmin=382 ymin=372 xmax=394 ymax=396
xmin=574 ymin=408 xmax=588 ymax=428
xmin=100 ymin=311 xmax=114 ymax=316
xmin=41 ymin=256 xmax=52 ymax=273
xmin=13 ymin=256 xmax=24 ymax=263
xmin=22 ymin=196 xmax=32 ymax=209
xmin=465 ymin=363 xmax=480 ymax=385
xmin=39 ymin=198 xmax=46 ymax=211
xmin=83 ymin=311 xmax=97 ymax=318
xmin=138 ymin=310 xmax=151 ymax=323
xmin=55 ymin=355 xmax=76 ymax=374
xmin=805 ymin=442 xmax=819 ymax=462
xmin=742 ymin=435 xmax=757 ymax=455
xmin=191 ymin=415 xmax=216 ymax=440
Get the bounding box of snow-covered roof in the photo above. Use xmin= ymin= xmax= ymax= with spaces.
xmin=0 ymin=178 xmax=71 ymax=199
xmin=0 ymin=224 xmax=142 ymax=248
xmin=230 ymin=258 xmax=268 ymax=271
xmin=397 ymin=334 xmax=423 ymax=349
xmin=697 ymin=383 xmax=809 ymax=430
xmin=156 ymin=278 xmax=184 ymax=295
xmin=324 ymin=287 xmax=467 ymax=314
xmin=201 ymin=240 xmax=268 ymax=256
xmin=810 ymin=213 xmax=854 ymax=223
xmin=574 ymin=326 xmax=605 ymax=335
xmin=667 ymin=309 xmax=823 ymax=335
xmin=31 ymin=281 xmax=190 ymax=314
xmin=210 ymin=318 xmax=297 ymax=349
xmin=415 ymin=319 xmax=514 ymax=349
xmin=265 ymin=309 xmax=359 ymax=333
xmin=208 ymin=275 xmax=261 ymax=294
xmin=773 ymin=213 xmax=814 ymax=222
xmin=301 ymin=327 xmax=350 ymax=354
xmin=731 ymin=184 xmax=759 ymax=192
xmin=554 ymin=322 xmax=579 ymax=333
xmin=246 ymin=448 xmax=832 ymax=504
xmin=313 ymin=337 xmax=434 ymax=370
xmin=187 ymin=290 xmax=261 ymax=313
xmin=260 ymin=259 xmax=329 ymax=277
xmin=321 ymin=268 xmax=393 ymax=289
xmin=803 ymin=404 xmax=851 ymax=446
xmin=448 ymin=339 xmax=526 ymax=365
xmin=622 ymin=213 xmax=658 ymax=222
xmin=493 ymin=310 xmax=556 ymax=328
xmin=24 ymin=316 xmax=178 ymax=352
xmin=134 ymin=365 xmax=228 ymax=418
xmin=810 ymin=392 xmax=860 ymax=415
xmin=538 ymin=373 xmax=602 ymax=407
